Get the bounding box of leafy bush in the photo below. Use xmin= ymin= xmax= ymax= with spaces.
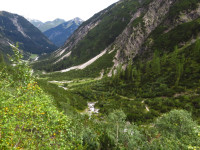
xmin=147 ymin=109 xmax=200 ymax=149
xmin=155 ymin=110 xmax=196 ymax=137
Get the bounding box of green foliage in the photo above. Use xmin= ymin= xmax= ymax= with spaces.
xmin=6 ymin=54 xmax=199 ymax=150
xmin=125 ymin=60 xmax=133 ymax=81
xmin=106 ymin=110 xmax=144 ymax=149
xmin=37 ymin=79 xmax=88 ymax=112
xmin=107 ymin=110 xmax=126 ymax=147
xmin=151 ymin=50 xmax=160 ymax=75
xmin=194 ymin=38 xmax=200 ymax=57
xmin=1 ymin=0 xmax=200 ymax=148
xmin=8 ymin=43 xmax=33 ymax=86
xmin=150 ymin=18 xmax=200 ymax=53
xmin=82 ymin=128 xmax=100 ymax=150
xmin=99 ymin=39 xmax=200 ymax=124
xmin=0 ymin=53 xmax=5 ymax=70
xmin=147 ymin=109 xmax=200 ymax=149
xmin=0 ymin=53 xmax=4 ymax=64
xmin=155 ymin=110 xmax=196 ymax=137
xmin=175 ymin=54 xmax=185 ymax=87
xmin=81 ymin=109 xmax=200 ymax=150
xmin=0 ymin=47 xmax=83 ymax=149
xmin=133 ymin=66 xmax=141 ymax=94
xmin=168 ymin=0 xmax=199 ymax=21
xmin=37 ymin=38 xmax=200 ymax=128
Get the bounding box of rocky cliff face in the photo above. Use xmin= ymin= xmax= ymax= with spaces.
xmin=113 ymin=0 xmax=176 ymax=66
xmin=109 ymin=0 xmax=200 ymax=69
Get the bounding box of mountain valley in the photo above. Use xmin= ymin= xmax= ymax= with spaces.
xmin=0 ymin=0 xmax=200 ymax=149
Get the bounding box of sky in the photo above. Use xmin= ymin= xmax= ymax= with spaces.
xmin=0 ymin=0 xmax=119 ymax=22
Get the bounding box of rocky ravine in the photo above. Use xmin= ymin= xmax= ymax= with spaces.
xmin=112 ymin=0 xmax=200 ymax=69
xmin=112 ymin=0 xmax=177 ymax=67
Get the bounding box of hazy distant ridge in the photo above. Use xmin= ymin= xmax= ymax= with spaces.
xmin=29 ymin=18 xmax=66 ymax=32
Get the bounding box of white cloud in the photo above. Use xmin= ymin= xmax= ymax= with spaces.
xmin=0 ymin=0 xmax=119 ymax=22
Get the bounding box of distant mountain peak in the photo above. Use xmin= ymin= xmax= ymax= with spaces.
xmin=27 ymin=18 xmax=43 ymax=23
xmin=53 ymin=18 xmax=66 ymax=22
xmin=44 ymin=18 xmax=83 ymax=47
xmin=30 ymin=18 xmax=66 ymax=32
xmin=73 ymin=17 xmax=84 ymax=22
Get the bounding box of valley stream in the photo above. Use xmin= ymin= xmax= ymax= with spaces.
xmin=87 ymin=102 xmax=99 ymax=116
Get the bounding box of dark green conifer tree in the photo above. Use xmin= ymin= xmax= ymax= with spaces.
xmin=152 ymin=50 xmax=160 ymax=75
xmin=175 ymin=54 xmax=185 ymax=87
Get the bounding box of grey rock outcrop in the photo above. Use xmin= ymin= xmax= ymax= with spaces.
xmin=113 ymin=0 xmax=177 ymax=67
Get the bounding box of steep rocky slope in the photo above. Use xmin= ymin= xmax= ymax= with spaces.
xmin=34 ymin=0 xmax=200 ymax=75
xmin=113 ymin=0 xmax=200 ymax=67
xmin=0 ymin=11 xmax=57 ymax=57
xmin=44 ymin=18 xmax=83 ymax=47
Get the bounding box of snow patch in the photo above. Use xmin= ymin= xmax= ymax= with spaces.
xmin=59 ymin=50 xmax=107 ymax=73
